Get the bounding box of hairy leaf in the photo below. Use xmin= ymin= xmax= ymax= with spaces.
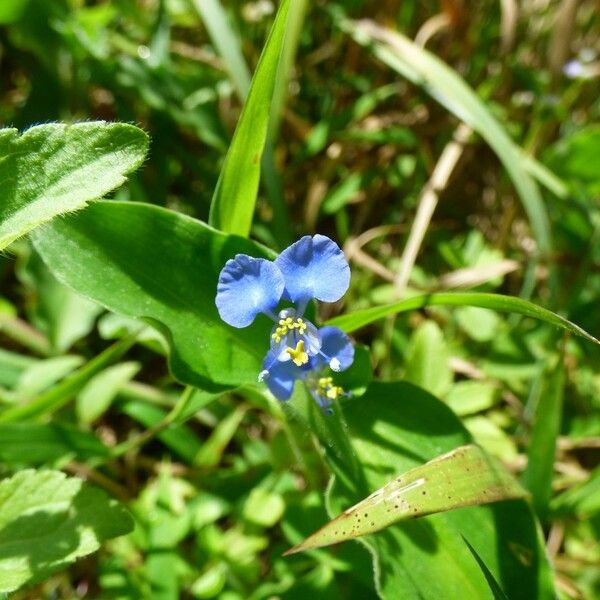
xmin=0 ymin=122 xmax=148 ymax=251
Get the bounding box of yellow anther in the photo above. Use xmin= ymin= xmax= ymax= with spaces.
xmin=279 ymin=319 xmax=286 ymax=325
xmin=285 ymin=340 xmax=309 ymax=367
xmin=326 ymin=386 xmax=343 ymax=400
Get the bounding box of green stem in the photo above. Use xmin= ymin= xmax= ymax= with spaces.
xmin=0 ymin=315 xmax=52 ymax=356
xmin=110 ymin=385 xmax=196 ymax=457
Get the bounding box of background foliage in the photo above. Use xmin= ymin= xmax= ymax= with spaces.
xmin=0 ymin=0 xmax=599 ymax=598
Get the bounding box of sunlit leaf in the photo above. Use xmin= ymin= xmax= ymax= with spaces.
xmin=208 ymin=0 xmax=291 ymax=237
xmin=0 ymin=469 xmax=133 ymax=593
xmin=0 ymin=122 xmax=148 ymax=251
xmin=327 ymin=292 xmax=599 ymax=345
xmin=285 ymin=445 xmax=526 ymax=554
xmin=33 ymin=201 xmax=275 ymax=391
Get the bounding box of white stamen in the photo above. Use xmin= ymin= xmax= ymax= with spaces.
xmin=258 ymin=369 xmax=269 ymax=382
xmin=329 ymin=357 xmax=341 ymax=372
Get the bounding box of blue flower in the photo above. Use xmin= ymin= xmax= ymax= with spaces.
xmin=216 ymin=235 xmax=354 ymax=410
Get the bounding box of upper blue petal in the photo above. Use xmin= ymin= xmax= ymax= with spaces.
xmin=262 ymin=350 xmax=301 ymax=401
xmin=319 ymin=326 xmax=354 ymax=371
xmin=216 ymin=255 xmax=284 ymax=328
xmin=275 ymin=235 xmax=350 ymax=305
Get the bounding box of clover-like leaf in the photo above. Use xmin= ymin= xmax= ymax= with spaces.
xmin=0 ymin=469 xmax=133 ymax=594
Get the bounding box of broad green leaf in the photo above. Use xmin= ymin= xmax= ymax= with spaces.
xmin=208 ymin=0 xmax=291 ymax=237
xmin=285 ymin=444 xmax=526 ymax=554
xmin=404 ymin=320 xmax=453 ymax=397
xmin=522 ymin=355 xmax=565 ymax=516
xmin=0 ymin=469 xmax=133 ymax=593
xmin=76 ymin=361 xmax=140 ymax=425
xmin=0 ymin=122 xmax=148 ymax=251
xmin=342 ymin=18 xmax=551 ymax=255
xmin=289 ymin=381 xmax=554 ymax=599
xmin=326 ymin=292 xmax=600 ymax=345
xmin=0 ymin=422 xmax=109 ymax=465
xmin=32 ymin=201 xmax=275 ymax=391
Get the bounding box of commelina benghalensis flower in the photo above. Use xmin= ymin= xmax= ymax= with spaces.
xmin=215 ymin=235 xmax=354 ymax=411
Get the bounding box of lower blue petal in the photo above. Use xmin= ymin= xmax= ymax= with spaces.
xmin=216 ymin=255 xmax=284 ymax=328
xmin=319 ymin=326 xmax=354 ymax=371
xmin=262 ymin=350 xmax=302 ymax=401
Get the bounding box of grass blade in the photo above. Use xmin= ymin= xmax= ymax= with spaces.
xmin=190 ymin=0 xmax=251 ymax=98
xmin=522 ymin=354 xmax=565 ymax=517
xmin=462 ymin=537 xmax=510 ymax=600
xmin=284 ymin=444 xmax=526 ymax=554
xmin=208 ymin=0 xmax=291 ymax=237
xmin=326 ymin=292 xmax=599 ymax=345
xmin=340 ymin=17 xmax=552 ymax=258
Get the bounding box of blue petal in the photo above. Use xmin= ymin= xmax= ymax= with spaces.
xmin=216 ymin=255 xmax=284 ymax=328
xmin=261 ymin=350 xmax=301 ymax=401
xmin=275 ymin=235 xmax=350 ymax=305
xmin=319 ymin=326 xmax=354 ymax=371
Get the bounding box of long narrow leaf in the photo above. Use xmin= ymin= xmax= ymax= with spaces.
xmin=284 ymin=444 xmax=526 ymax=554
xmin=340 ymin=17 xmax=552 ymax=256
xmin=522 ymin=354 xmax=565 ymax=516
xmin=190 ymin=0 xmax=251 ymax=98
xmin=326 ymin=292 xmax=600 ymax=345
xmin=208 ymin=0 xmax=291 ymax=237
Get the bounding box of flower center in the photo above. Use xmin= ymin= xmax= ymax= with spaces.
xmin=285 ymin=340 xmax=309 ymax=366
xmin=271 ymin=316 xmax=307 ymax=343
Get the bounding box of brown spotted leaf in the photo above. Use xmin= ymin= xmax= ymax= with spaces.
xmin=285 ymin=444 xmax=526 ymax=555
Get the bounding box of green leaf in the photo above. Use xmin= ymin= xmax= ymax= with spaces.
xmin=342 ymin=19 xmax=551 ymax=256
xmin=404 ymin=320 xmax=453 ymax=397
xmin=522 ymin=355 xmax=565 ymax=517
xmin=462 ymin=537 xmax=510 ymax=600
xmin=119 ymin=400 xmax=203 ymax=463
xmin=285 ymin=444 xmax=526 ymax=554
xmin=550 ymin=466 xmax=600 ymax=518
xmin=18 ymin=248 xmax=102 ymax=353
xmin=0 ymin=469 xmax=133 ymax=593
xmin=0 ymin=122 xmax=148 ymax=251
xmin=326 ymin=292 xmax=600 ymax=345
xmin=0 ymin=422 xmax=109 ymax=465
xmin=208 ymin=0 xmax=291 ymax=237
xmin=16 ymin=355 xmax=84 ymax=397
xmin=0 ymin=335 xmax=137 ymax=423
xmin=190 ymin=0 xmax=251 ymax=99
xmin=289 ymin=381 xmax=555 ymax=599
xmin=0 ymin=0 xmax=29 ymax=24
xmin=446 ymin=381 xmax=500 ymax=417
xmin=76 ymin=361 xmax=140 ymax=425
xmin=32 ymin=201 xmax=274 ymax=391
